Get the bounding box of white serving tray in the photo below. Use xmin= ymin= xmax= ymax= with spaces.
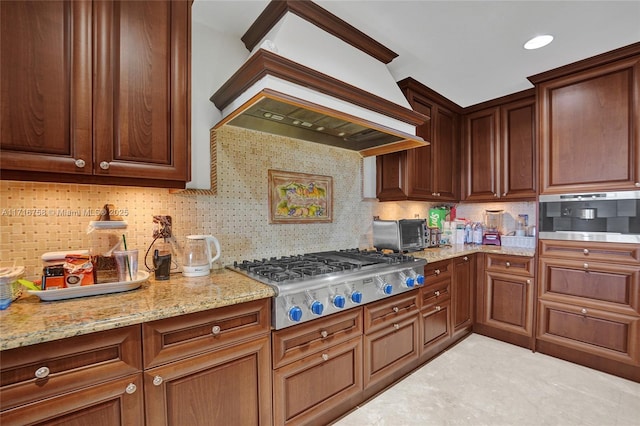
xmin=28 ymin=271 xmax=149 ymax=301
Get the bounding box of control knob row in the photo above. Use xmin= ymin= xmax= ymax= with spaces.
xmin=287 ymin=291 xmax=364 ymax=322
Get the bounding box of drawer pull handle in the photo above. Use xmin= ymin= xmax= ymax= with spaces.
xmin=393 ymin=306 xmax=399 ymax=313
xmin=99 ymin=161 xmax=110 ymax=170
xmin=393 ymin=323 xmax=400 ymax=330
xmin=581 ymin=308 xmax=588 ymax=315
xmin=211 ymin=325 xmax=221 ymax=335
xmin=321 ymin=353 xmax=329 ymax=361
xmin=435 ymin=306 xmax=441 ymax=311
xmin=435 ymin=269 xmax=441 ymax=275
xmin=74 ymin=158 xmax=85 ymax=168
xmin=505 ymin=262 xmax=511 ymax=268
xmin=320 ymin=330 xmax=328 ymax=339
xmin=583 ymin=263 xmax=589 ymax=270
xmin=125 ymin=383 xmax=137 ymax=394
xmin=463 ymin=256 xmax=468 ymax=261
xmin=153 ymin=375 xmax=163 ymax=386
xmin=583 ymin=249 xmax=589 ymax=255
xmin=435 ymin=291 xmax=440 ymax=296
xmin=526 ymin=279 xmax=531 ymax=285
xmin=35 ymin=366 xmax=50 ymax=379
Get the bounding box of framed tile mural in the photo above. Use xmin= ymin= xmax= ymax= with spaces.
xmin=268 ymin=170 xmax=333 ymax=224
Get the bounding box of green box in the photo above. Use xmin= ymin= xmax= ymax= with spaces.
xmin=428 ymin=208 xmax=448 ymax=229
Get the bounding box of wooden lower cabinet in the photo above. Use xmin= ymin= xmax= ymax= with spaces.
xmin=537 ymin=240 xmax=640 ymax=382
xmin=452 ymin=254 xmax=474 ymax=340
xmin=145 ymin=336 xmax=272 ymax=426
xmin=475 ymin=254 xmax=536 ymax=349
xmin=362 ymin=292 xmax=420 ymax=399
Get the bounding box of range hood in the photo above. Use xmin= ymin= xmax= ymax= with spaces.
xmin=210 ymin=0 xmax=428 ymax=157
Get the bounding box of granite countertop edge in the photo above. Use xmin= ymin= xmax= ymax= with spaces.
xmin=0 ymin=245 xmax=534 ymax=351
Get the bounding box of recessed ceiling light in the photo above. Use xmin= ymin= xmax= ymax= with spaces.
xmin=524 ymin=34 xmax=554 ymax=50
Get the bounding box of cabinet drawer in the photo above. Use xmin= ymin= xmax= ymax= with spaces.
xmin=537 ymin=300 xmax=640 ymax=366
xmin=420 ymin=280 xmax=451 ymax=308
xmin=364 ymin=292 xmax=419 ymax=333
xmin=424 ymin=259 xmax=453 ymax=285
xmin=539 ymin=258 xmax=640 ymax=314
xmin=0 ymin=325 xmax=142 ymax=411
xmin=539 ymin=240 xmax=640 ymax=265
xmin=143 ymin=298 xmax=270 ymax=368
xmin=364 ymin=314 xmax=420 ymax=389
xmin=486 ymin=254 xmax=535 ymax=276
xmin=0 ymin=373 xmax=144 ymax=426
xmin=273 ymin=337 xmax=363 ymax=425
xmin=272 ymin=308 xmax=363 ymax=369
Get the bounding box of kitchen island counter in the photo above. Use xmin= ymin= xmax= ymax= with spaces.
xmin=0 ymin=269 xmax=275 ymax=351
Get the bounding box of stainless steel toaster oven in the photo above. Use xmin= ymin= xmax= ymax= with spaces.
xmin=372 ymin=219 xmax=426 ymax=252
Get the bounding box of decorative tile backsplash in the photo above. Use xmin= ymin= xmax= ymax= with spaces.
xmin=1 ymin=125 xmax=535 ymax=279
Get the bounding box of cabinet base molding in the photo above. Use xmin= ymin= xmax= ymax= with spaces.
xmin=536 ymin=340 xmax=640 ymax=383
xmin=474 ymin=323 xmax=534 ymax=350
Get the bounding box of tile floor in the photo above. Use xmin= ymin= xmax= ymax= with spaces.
xmin=333 ymin=334 xmax=640 ymax=426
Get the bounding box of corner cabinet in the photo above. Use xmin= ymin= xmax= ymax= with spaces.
xmin=475 ymin=253 xmax=536 ymax=350
xmin=529 ymin=43 xmax=640 ymax=194
xmin=0 ymin=0 xmax=190 ymax=188
xmin=462 ymin=91 xmax=537 ymax=201
xmin=376 ymin=78 xmax=460 ymax=202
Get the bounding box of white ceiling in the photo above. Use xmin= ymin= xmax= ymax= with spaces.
xmin=193 ymin=0 xmax=640 ymax=108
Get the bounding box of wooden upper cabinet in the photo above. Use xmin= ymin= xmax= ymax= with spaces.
xmin=530 ymin=44 xmax=640 ymax=194
xmin=376 ymin=78 xmax=460 ymax=202
xmin=0 ymin=0 xmax=190 ymax=188
xmin=0 ymin=1 xmax=93 ymax=174
xmin=462 ymin=90 xmax=536 ymax=201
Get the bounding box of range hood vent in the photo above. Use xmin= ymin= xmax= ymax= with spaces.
xmin=210 ymin=0 xmax=429 ymax=157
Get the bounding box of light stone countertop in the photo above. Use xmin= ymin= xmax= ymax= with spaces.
xmin=0 ymin=244 xmax=534 ymax=351
xmin=0 ymin=269 xmax=275 ymax=351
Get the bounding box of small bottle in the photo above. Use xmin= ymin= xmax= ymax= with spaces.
xmin=464 ymin=222 xmax=473 ymax=244
xmin=473 ymin=222 xmax=483 ymax=245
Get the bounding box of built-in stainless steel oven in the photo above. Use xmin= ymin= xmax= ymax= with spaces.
xmin=538 ymin=191 xmax=640 ymax=243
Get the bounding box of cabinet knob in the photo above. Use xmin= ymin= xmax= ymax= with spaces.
xmin=153 ymin=375 xmax=163 ymax=386
xmin=321 ymin=353 xmax=329 ymax=361
xmin=74 ymin=158 xmax=86 ymax=168
xmin=494 ymin=193 xmax=498 ymax=197
xmin=502 ymin=192 xmax=507 ymax=196
xmin=505 ymin=262 xmax=511 ymax=268
xmin=392 ymin=306 xmax=399 ymax=313
xmin=581 ymin=308 xmax=588 ymax=315
xmin=34 ymin=366 xmax=50 ymax=379
xmin=526 ymin=279 xmax=531 ymax=285
xmin=435 ymin=306 xmax=441 ymax=311
xmin=320 ymin=330 xmax=328 ymax=339
xmin=435 ymin=269 xmax=441 ymax=275
xmin=583 ymin=263 xmax=589 ymax=270
xmin=583 ymin=249 xmax=589 ymax=255
xmin=463 ymin=256 xmax=468 ymax=261
xmin=211 ymin=325 xmax=221 ymax=335
xmin=435 ymin=290 xmax=440 ymax=296
xmin=436 ymin=192 xmax=441 ymax=196
xmin=125 ymin=383 xmax=137 ymax=394
xmin=99 ymin=161 xmax=110 ymax=170
xmin=393 ymin=323 xmax=400 ymax=330
xmin=635 ymin=182 xmax=640 ymax=188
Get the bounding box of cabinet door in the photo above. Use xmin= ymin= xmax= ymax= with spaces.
xmin=93 ymin=0 xmax=189 ymax=181
xmin=376 ymin=151 xmax=408 ymax=201
xmin=482 ymin=270 xmax=534 ymax=337
xmin=501 ymin=97 xmax=536 ymax=199
xmin=0 ymin=0 xmax=92 ymax=174
xmin=452 ymin=255 xmax=473 ymax=332
xmin=432 ymin=105 xmax=460 ymax=200
xmin=0 ymin=374 xmax=144 ymax=426
xmin=462 ymin=107 xmax=500 ymax=200
xmin=363 ymin=314 xmax=419 ymax=389
xmin=145 ymin=335 xmax=272 ymax=426
xmin=406 ymin=95 xmax=435 ymax=199
xmin=273 ymin=337 xmax=362 ymax=426
xmin=538 ymin=57 xmax=640 ymax=193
